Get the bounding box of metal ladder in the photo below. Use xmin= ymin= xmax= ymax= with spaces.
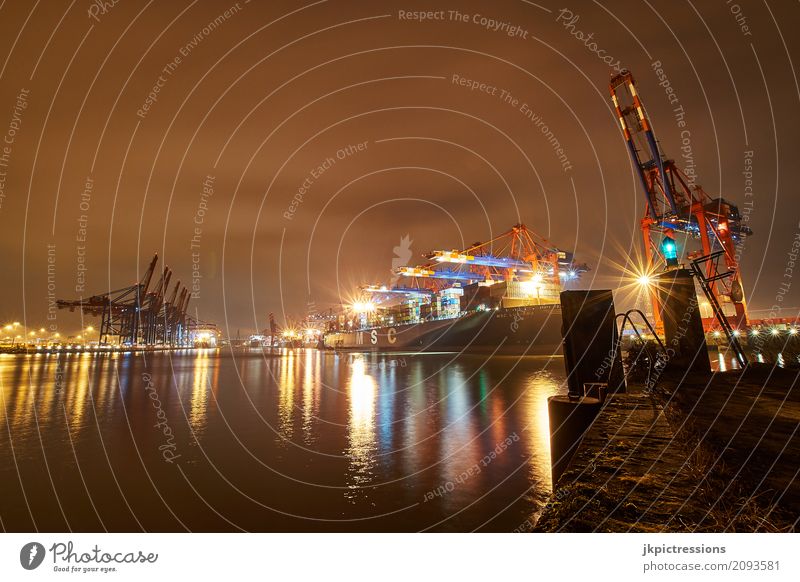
xmin=615 ymin=309 xmax=667 ymax=389
xmin=690 ymin=251 xmax=748 ymax=369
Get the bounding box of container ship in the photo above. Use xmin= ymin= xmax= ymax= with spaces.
xmin=323 ymin=224 xmax=588 ymax=354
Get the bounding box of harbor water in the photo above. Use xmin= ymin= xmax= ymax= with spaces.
xmin=0 ymin=349 xmax=566 ymax=532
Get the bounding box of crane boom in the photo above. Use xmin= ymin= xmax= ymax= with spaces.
xmin=609 ymin=69 xmax=752 ymax=329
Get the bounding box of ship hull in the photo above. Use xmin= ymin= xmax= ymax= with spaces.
xmin=323 ymin=304 xmax=563 ymax=355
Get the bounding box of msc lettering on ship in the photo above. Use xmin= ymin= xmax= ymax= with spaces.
xmin=354 ymin=328 xmax=398 ymax=344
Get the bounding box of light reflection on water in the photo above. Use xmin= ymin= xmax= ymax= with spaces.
xmin=0 ymin=349 xmax=566 ymax=532
xmin=345 ymin=356 xmax=377 ymax=498
xmin=709 ymin=348 xmax=798 ymax=372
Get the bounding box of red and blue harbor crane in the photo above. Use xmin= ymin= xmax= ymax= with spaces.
xmin=609 ymin=70 xmax=752 ymax=330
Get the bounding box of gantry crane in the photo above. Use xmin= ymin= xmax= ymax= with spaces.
xmin=56 ymin=253 xmax=193 ymax=345
xmin=392 ymin=223 xmax=587 ymax=291
xmin=609 ymin=70 xmax=752 ymax=329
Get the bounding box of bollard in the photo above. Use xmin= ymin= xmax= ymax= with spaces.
xmin=548 ymin=394 xmax=602 ymax=486
xmin=560 ymin=290 xmax=626 ymax=397
xmin=655 ymin=269 xmax=710 ymax=374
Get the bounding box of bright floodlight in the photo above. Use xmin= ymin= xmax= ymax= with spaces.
xmin=352 ymin=301 xmax=375 ymax=313
xmin=520 ymin=278 xmax=542 ymax=296
xmin=637 ymin=275 xmax=652 ymax=286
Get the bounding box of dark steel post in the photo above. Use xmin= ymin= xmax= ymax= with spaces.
xmin=655 ymin=269 xmax=710 ymax=374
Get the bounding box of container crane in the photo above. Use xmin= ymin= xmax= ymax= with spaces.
xmin=56 ymin=253 xmax=194 ymax=345
xmin=394 ymin=223 xmax=586 ymax=291
xmin=609 ymin=70 xmax=752 ymax=329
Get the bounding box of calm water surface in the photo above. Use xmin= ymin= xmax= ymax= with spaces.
xmin=0 ymin=349 xmax=566 ymax=532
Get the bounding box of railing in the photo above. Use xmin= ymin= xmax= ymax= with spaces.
xmin=690 ymin=252 xmax=748 ymax=369
xmin=615 ymin=309 xmax=667 ymax=389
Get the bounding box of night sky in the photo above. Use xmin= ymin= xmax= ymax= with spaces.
xmin=0 ymin=0 xmax=797 ymax=335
